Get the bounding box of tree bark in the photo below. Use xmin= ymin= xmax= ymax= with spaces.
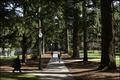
xmin=22 ymin=48 xmax=27 ymax=63
xmin=2 ymin=47 xmax=5 ymax=56
xmin=83 ymin=26 xmax=88 ymax=61
xmin=83 ymin=0 xmax=88 ymax=62
xmin=72 ymin=10 xmax=80 ymax=58
xmin=72 ymin=22 xmax=80 ymax=58
xmin=64 ymin=0 xmax=73 ymax=53
xmin=98 ymin=0 xmax=116 ymax=70
xmin=21 ymin=34 xmax=27 ymax=63
xmin=64 ymin=28 xmax=69 ymax=53
xmin=72 ymin=0 xmax=80 ymax=58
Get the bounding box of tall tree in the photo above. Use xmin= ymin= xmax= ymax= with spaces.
xmin=98 ymin=0 xmax=116 ymax=70
xmin=72 ymin=0 xmax=80 ymax=58
xmin=64 ymin=0 xmax=74 ymax=53
xmin=83 ymin=0 xmax=88 ymax=62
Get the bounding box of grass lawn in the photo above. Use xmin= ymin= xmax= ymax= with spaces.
xmin=0 ymin=72 xmax=40 ymax=80
xmin=79 ymin=50 xmax=120 ymax=67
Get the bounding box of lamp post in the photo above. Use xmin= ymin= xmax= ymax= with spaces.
xmin=38 ymin=29 xmax=43 ymax=70
xmin=38 ymin=6 xmax=43 ymax=70
xmin=50 ymin=43 xmax=53 ymax=51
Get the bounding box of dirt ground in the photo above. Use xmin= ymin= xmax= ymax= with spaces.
xmin=62 ymin=53 xmax=120 ymax=80
xmin=0 ymin=53 xmax=120 ymax=80
xmin=64 ymin=59 xmax=120 ymax=80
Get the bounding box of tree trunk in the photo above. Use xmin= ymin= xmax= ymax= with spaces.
xmin=42 ymin=37 xmax=45 ymax=54
xmin=21 ymin=34 xmax=27 ymax=63
xmin=64 ymin=0 xmax=72 ymax=53
xmin=72 ymin=11 xmax=80 ymax=58
xmin=65 ymin=0 xmax=80 ymax=58
xmin=72 ymin=0 xmax=80 ymax=58
xmin=21 ymin=3 xmax=27 ymax=63
xmin=98 ymin=0 xmax=116 ymax=70
xmin=65 ymin=28 xmax=69 ymax=53
xmin=83 ymin=0 xmax=88 ymax=62
xmin=22 ymin=48 xmax=27 ymax=63
xmin=83 ymin=27 xmax=88 ymax=61
xmin=72 ymin=23 xmax=80 ymax=58
xmin=2 ymin=47 xmax=5 ymax=56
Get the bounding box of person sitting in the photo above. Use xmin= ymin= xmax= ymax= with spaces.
xmin=12 ymin=56 xmax=21 ymax=72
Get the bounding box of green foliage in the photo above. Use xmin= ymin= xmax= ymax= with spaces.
xmin=0 ymin=0 xmax=120 ymax=57
xmin=113 ymin=1 xmax=120 ymax=52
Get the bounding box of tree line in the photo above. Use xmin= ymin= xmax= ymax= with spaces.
xmin=0 ymin=0 xmax=120 ymax=70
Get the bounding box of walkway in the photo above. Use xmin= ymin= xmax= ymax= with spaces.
xmin=32 ymin=52 xmax=74 ymax=80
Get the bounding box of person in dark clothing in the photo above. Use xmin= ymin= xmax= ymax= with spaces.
xmin=12 ymin=56 xmax=21 ymax=72
xmin=51 ymin=52 xmax=53 ymax=57
xmin=58 ymin=53 xmax=61 ymax=63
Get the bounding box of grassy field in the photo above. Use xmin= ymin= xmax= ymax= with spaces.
xmin=0 ymin=72 xmax=39 ymax=80
xmin=79 ymin=50 xmax=120 ymax=67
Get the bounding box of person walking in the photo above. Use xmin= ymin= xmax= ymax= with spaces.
xmin=12 ymin=56 xmax=21 ymax=72
xmin=58 ymin=53 xmax=61 ymax=63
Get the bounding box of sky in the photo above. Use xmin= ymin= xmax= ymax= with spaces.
xmin=5 ymin=3 xmax=23 ymax=17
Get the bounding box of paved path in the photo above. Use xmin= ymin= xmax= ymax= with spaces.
xmin=0 ymin=53 xmax=74 ymax=80
xmin=32 ymin=53 xmax=74 ymax=80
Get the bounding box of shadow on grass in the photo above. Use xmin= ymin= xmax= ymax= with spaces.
xmin=0 ymin=57 xmax=50 ymax=72
xmin=0 ymin=72 xmax=40 ymax=80
xmin=0 ymin=72 xmax=74 ymax=80
xmin=73 ymin=74 xmax=120 ymax=80
xmin=64 ymin=59 xmax=120 ymax=80
xmin=64 ymin=58 xmax=120 ymax=69
xmin=65 ymin=60 xmax=99 ymax=69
